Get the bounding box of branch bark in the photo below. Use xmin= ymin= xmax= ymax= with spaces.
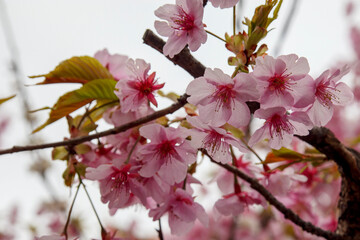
xmin=210 ymin=157 xmax=347 ymax=240
xmin=0 ymin=94 xmax=188 ymax=155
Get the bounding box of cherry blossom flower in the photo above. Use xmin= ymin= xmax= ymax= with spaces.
xmin=79 ymin=143 xmax=119 ymax=168
xmin=306 ymin=65 xmax=354 ymax=126
xmin=137 ymin=124 xmax=197 ymax=185
xmin=261 ymin=168 xmax=307 ymax=196
xmin=115 ymin=59 xmax=164 ymax=113
xmin=149 ymin=188 xmax=208 ymax=236
xmin=209 ymin=0 xmax=239 ymax=8
xmin=214 ymin=191 xmax=262 ymax=217
xmin=216 ymin=156 xmax=258 ymax=194
xmin=154 ymin=0 xmax=207 ymax=58
xmin=248 ymin=107 xmax=313 ymax=149
xmin=86 ymin=163 xmax=140 ymax=210
xmin=252 ymin=54 xmax=315 ymax=108
xmin=94 ymin=49 xmax=128 ymax=81
xmin=187 ymin=116 xmax=248 ymax=163
xmin=186 ymin=68 xmax=259 ymax=127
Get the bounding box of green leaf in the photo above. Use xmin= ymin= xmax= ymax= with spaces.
xmin=29 ymin=106 xmax=52 ymax=113
xmin=33 ymin=79 xmax=118 ymax=133
xmin=267 ymin=0 xmax=283 ymax=27
xmin=0 ymin=95 xmax=15 ymax=105
xmin=52 ymin=146 xmax=69 ymax=160
xmin=157 ymin=90 xmax=180 ymax=102
xmin=272 ymin=147 xmax=304 ymax=159
xmin=63 ymin=165 xmax=75 ymax=187
xmin=30 ymin=56 xmax=113 ymax=85
xmin=223 ymin=123 xmax=244 ymax=139
xmin=74 ymin=144 xmax=92 ymax=154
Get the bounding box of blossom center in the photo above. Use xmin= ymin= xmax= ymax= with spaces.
xmin=176 ymin=196 xmax=193 ymax=205
xmin=110 ymin=170 xmax=129 ymax=190
xmin=212 ymin=84 xmax=235 ymax=111
xmin=267 ymin=114 xmax=294 ymax=139
xmin=315 ymin=83 xmax=339 ymax=107
xmin=203 ymin=130 xmax=227 ymax=155
xmin=158 ymin=140 xmax=176 ymax=158
xmin=133 ymin=72 xmax=158 ymax=96
xmin=171 ymin=7 xmax=194 ymax=31
xmin=268 ymin=74 xmax=292 ymax=94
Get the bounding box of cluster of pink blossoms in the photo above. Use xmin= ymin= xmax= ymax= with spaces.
xmin=31 ymin=1 xmax=360 ymax=239
xmin=36 ymin=2 xmax=354 ymax=239
xmin=73 ymin=44 xmax=353 ymax=238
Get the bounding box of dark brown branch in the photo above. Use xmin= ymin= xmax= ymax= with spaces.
xmin=211 ymin=158 xmax=347 ymax=240
xmin=143 ymin=29 xmax=206 ymax=78
xmin=0 ymin=94 xmax=188 ymax=155
xmin=297 ymin=127 xmax=360 ymax=182
xmin=297 ymin=127 xmax=360 ymax=237
xmin=143 ymin=29 xmax=360 ymax=239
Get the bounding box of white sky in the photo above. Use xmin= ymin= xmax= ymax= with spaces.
xmin=0 ymin=0 xmax=358 ymax=239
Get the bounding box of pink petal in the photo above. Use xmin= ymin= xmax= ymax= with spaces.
xmin=154 ymin=21 xmax=173 ymax=37
xmin=163 ymin=33 xmax=188 ymax=58
xmin=333 ymin=82 xmax=354 ymax=105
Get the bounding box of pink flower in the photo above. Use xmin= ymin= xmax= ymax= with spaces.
xmin=261 ymin=168 xmax=307 ymax=196
xmin=306 ymin=65 xmax=354 ymax=126
xmin=186 ymin=68 xmax=259 ymax=127
xmin=214 ymin=191 xmax=262 ymax=217
xmin=154 ymin=0 xmax=207 ymax=58
xmin=187 ymin=116 xmax=248 ymax=164
xmin=249 ymin=107 xmax=313 ymax=149
xmin=94 ymin=49 xmax=128 ymax=81
xmin=149 ymin=188 xmax=208 ymax=236
xmin=252 ymin=54 xmax=315 ymax=108
xmin=209 ymin=0 xmax=239 ymax=8
xmin=86 ymin=163 xmax=140 ymax=210
xmin=115 ymin=59 xmax=164 ymax=113
xmin=79 ymin=143 xmax=119 ymax=168
xmin=138 ymin=124 xmax=197 ymax=185
xmin=216 ymin=156 xmax=258 ymax=194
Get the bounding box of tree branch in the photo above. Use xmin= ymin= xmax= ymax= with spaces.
xmin=297 ymin=127 xmax=360 ymax=182
xmin=210 ymin=158 xmax=347 ymax=240
xmin=143 ymin=29 xmax=360 ymax=238
xmin=0 ymin=94 xmax=188 ymax=155
xmin=143 ymin=29 xmax=206 ymax=78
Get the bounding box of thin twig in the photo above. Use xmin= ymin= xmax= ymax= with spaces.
xmin=205 ymin=30 xmax=226 ymax=42
xmin=0 ymin=94 xmax=188 ymax=155
xmin=157 ymin=218 xmax=164 ymax=240
xmin=80 ymin=180 xmax=107 ymax=236
xmin=208 ymin=153 xmax=347 ymax=240
xmin=62 ymin=181 xmax=81 ymax=239
xmin=233 ymin=5 xmax=236 ymax=35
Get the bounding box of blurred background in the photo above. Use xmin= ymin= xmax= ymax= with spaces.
xmin=0 ymin=0 xmax=358 ymax=239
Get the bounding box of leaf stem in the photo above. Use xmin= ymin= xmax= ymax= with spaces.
xmin=80 ymin=180 xmax=107 ymax=236
xmin=233 ymin=5 xmax=236 ymax=35
xmin=157 ymin=218 xmax=164 ymax=240
xmin=62 ymin=181 xmax=81 ymax=239
xmin=240 ymin=137 xmax=264 ymax=163
xmin=125 ymin=135 xmax=141 ymax=164
xmin=205 ymin=30 xmax=226 ymax=42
